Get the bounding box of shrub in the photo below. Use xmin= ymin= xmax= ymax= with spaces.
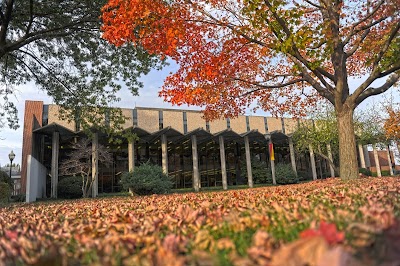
xmin=0 ymin=171 xmax=12 ymax=188
xmin=275 ymin=163 xmax=299 ymax=185
xmin=297 ymin=170 xmax=312 ymax=181
xmin=371 ymin=170 xmax=391 ymax=177
xmin=0 ymin=182 xmax=11 ymax=202
xmin=359 ymin=168 xmax=372 ymax=176
xmin=241 ymin=159 xmax=271 ymax=184
xmin=58 ymin=176 xmax=83 ymax=199
xmin=121 ymin=162 xmax=173 ymax=195
xmin=11 ymin=194 xmax=26 ymax=202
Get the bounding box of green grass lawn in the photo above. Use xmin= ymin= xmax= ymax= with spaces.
xmin=1 ymin=177 xmax=399 ymax=265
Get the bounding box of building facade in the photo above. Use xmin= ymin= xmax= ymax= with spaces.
xmin=21 ymin=100 xmax=397 ymax=199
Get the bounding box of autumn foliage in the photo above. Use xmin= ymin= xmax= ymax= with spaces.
xmin=102 ymin=0 xmax=400 ymax=180
xmin=1 ymin=177 xmax=400 ymax=265
xmin=384 ymin=107 xmax=400 ymax=142
xmin=101 ymin=0 xmax=400 ymax=119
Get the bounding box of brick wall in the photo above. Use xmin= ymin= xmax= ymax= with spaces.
xmin=21 ymin=101 xmax=43 ymax=193
xmin=368 ymin=150 xmax=397 ymax=172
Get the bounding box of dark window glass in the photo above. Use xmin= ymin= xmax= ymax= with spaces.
xmin=105 ymin=109 xmax=110 ymax=128
xmin=227 ymin=118 xmax=231 ymax=129
xmin=264 ymin=117 xmax=269 ymax=133
xmin=42 ymin=105 xmax=49 ymax=126
xmin=206 ymin=121 xmax=210 ymax=132
xmin=183 ymin=112 xmax=188 ymax=133
xmin=281 ymin=117 xmax=285 ymax=134
xmin=246 ymin=116 xmax=250 ymax=132
xmin=132 ymin=109 xmax=138 ymax=126
xmin=159 ymin=110 xmax=163 ymax=130
xmin=75 ymin=109 xmax=81 ymax=131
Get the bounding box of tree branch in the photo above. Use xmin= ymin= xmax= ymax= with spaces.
xmin=372 ymin=20 xmax=400 ymax=72
xmin=0 ymin=0 xmax=14 ymax=45
xmin=356 ymin=73 xmax=400 ymax=106
xmin=343 ymin=0 xmax=386 ymax=44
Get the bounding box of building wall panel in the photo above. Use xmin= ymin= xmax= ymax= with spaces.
xmin=283 ymin=118 xmax=298 ymax=134
xmin=230 ymin=116 xmax=247 ymax=134
xmin=209 ymin=117 xmax=227 ymax=133
xmin=186 ymin=111 xmax=206 ymax=132
xmin=48 ymin=105 xmax=75 ymax=131
xmin=267 ymin=117 xmax=283 ymax=132
xmin=163 ymin=110 xmax=184 ymax=133
xmin=120 ymin=108 xmax=133 ymax=129
xmin=21 ymin=101 xmax=43 ymax=194
xmin=249 ymin=116 xmax=267 ymax=134
xmin=137 ymin=109 xmax=159 ymax=133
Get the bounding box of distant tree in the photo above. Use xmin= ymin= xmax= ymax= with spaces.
xmin=59 ymin=138 xmax=112 ymax=198
xmin=102 ymin=0 xmax=400 ymax=180
xmin=0 ymin=170 xmax=12 ymax=188
xmin=293 ymin=103 xmax=339 ymax=173
xmin=356 ymin=104 xmax=387 ymax=147
xmin=0 ymin=0 xmax=163 ymax=133
xmin=384 ymin=106 xmax=400 ymax=152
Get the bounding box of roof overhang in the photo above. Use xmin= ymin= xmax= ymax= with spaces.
xmin=33 ymin=123 xmax=75 ymax=141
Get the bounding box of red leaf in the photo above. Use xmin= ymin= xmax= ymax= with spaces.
xmin=300 ymin=221 xmax=345 ymax=245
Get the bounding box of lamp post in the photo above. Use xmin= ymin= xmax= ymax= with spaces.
xmin=8 ymin=150 xmax=15 ymax=179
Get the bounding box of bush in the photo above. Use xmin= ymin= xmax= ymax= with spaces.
xmin=371 ymin=170 xmax=391 ymax=177
xmin=275 ymin=163 xmax=299 ymax=185
xmin=11 ymin=194 xmax=25 ymax=202
xmin=359 ymin=168 xmax=372 ymax=176
xmin=297 ymin=170 xmax=312 ymax=181
xmin=58 ymin=176 xmax=83 ymax=199
xmin=241 ymin=158 xmax=271 ymax=184
xmin=0 ymin=171 xmax=12 ymax=188
xmin=121 ymin=162 xmax=173 ymax=195
xmin=0 ymin=182 xmax=11 ymax=202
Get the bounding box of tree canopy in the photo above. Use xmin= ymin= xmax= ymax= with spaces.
xmin=0 ymin=0 xmax=163 ymax=133
xmin=384 ymin=105 xmax=400 ymax=150
xmin=102 ymin=0 xmax=400 ymax=179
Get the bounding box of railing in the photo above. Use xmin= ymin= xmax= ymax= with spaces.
xmin=12 ymin=179 xmax=22 ymax=196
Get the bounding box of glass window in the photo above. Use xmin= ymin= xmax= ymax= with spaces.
xmin=264 ymin=117 xmax=269 ymax=133
xmin=159 ymin=110 xmax=163 ymax=129
xmin=246 ymin=116 xmax=250 ymax=132
xmin=132 ymin=109 xmax=138 ymax=126
xmin=183 ymin=112 xmax=188 ymax=133
xmin=42 ymin=105 xmax=49 ymax=126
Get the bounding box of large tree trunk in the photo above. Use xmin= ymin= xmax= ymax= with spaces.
xmin=336 ymin=106 xmax=359 ymax=180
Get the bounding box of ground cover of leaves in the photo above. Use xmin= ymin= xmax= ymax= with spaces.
xmin=1 ymin=177 xmax=400 ymax=266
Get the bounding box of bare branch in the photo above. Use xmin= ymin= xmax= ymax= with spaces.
xmin=356 ymin=73 xmax=400 ymax=106
xmin=343 ymin=0 xmax=386 ymax=44
xmin=233 ymin=77 xmax=306 ymax=97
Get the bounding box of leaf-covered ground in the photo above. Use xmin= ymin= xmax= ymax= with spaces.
xmin=1 ymin=177 xmax=400 ymax=266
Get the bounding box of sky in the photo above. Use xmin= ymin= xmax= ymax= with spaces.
xmin=0 ymin=62 xmax=399 ymax=167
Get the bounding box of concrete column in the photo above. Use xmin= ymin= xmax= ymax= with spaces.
xmin=192 ymin=135 xmax=200 ymax=191
xmin=358 ymin=143 xmax=366 ymax=168
xmin=363 ymin=145 xmax=371 ymax=168
xmin=92 ymin=133 xmax=99 ymax=197
xmin=327 ymin=143 xmax=335 ymax=177
xmin=161 ymin=134 xmax=168 ymax=174
xmin=268 ymin=138 xmax=276 ymax=185
xmin=373 ymin=143 xmax=381 ymax=177
xmin=386 ymin=145 xmax=394 ymax=176
xmin=128 ymin=141 xmax=135 ymax=172
xmin=288 ymin=137 xmax=297 ymax=176
xmin=244 ymin=136 xmax=253 ymax=188
xmin=219 ymin=135 xmax=228 ymax=190
xmin=309 ymin=144 xmax=317 ymax=180
xmin=51 ymin=131 xmax=59 ymax=198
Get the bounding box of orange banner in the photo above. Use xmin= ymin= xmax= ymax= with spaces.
xmin=269 ymin=143 xmax=275 ymax=161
